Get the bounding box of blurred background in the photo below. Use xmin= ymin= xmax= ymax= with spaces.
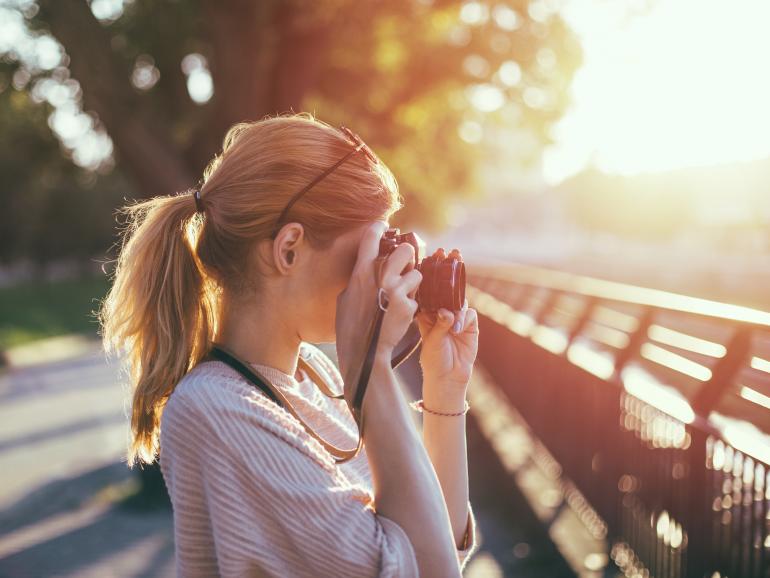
xmin=1 ymin=0 xmax=768 ymax=577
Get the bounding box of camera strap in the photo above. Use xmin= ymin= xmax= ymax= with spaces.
xmin=205 ymin=312 xmax=421 ymax=465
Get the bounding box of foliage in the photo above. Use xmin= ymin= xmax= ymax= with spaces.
xmin=0 ymin=68 xmax=129 ymax=263
xmin=2 ymin=0 xmax=580 ymax=263
xmin=0 ymin=275 xmax=109 ymax=347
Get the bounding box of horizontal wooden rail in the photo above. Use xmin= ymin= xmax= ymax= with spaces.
xmin=467 ymin=264 xmax=770 ymax=578
xmin=470 ymin=263 xmax=770 ymax=328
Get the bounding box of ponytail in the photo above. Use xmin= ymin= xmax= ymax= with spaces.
xmin=100 ymin=191 xmax=215 ymax=466
xmin=99 ymin=112 xmax=402 ymax=467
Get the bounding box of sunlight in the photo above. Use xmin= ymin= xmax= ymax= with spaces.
xmin=622 ymin=366 xmax=696 ymax=423
xmin=647 ymin=324 xmax=726 ymax=358
xmin=567 ymin=341 xmax=616 ymax=379
xmin=544 ymin=0 xmax=770 ymax=183
xmin=740 ymin=385 xmax=770 ymax=411
xmin=640 ymin=343 xmax=713 ymax=381
xmin=750 ymin=356 xmax=770 ymax=374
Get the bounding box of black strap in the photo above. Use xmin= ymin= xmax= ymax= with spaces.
xmin=207 ymin=346 xmax=284 ymax=408
xmin=203 ymin=304 xmax=422 ymax=465
xmin=351 ymin=306 xmax=386 ymax=424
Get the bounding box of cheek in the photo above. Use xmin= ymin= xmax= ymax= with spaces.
xmin=309 ymin=258 xmax=348 ymax=320
xmin=320 ymin=256 xmax=355 ymax=327
xmin=326 ymin=245 xmax=358 ymax=295
xmin=321 ymin=261 xmax=351 ymax=316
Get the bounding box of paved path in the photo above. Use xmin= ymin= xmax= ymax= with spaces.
xmin=0 ymin=348 xmax=175 ymax=578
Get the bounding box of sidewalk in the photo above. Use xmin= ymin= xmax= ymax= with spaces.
xmin=0 ymin=343 xmax=175 ymax=577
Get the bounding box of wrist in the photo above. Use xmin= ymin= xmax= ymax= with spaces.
xmin=422 ymin=374 xmax=469 ymax=397
xmin=421 ymin=390 xmax=468 ymax=415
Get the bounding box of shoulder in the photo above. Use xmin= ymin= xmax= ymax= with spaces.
xmin=163 ymin=359 xmax=336 ymax=471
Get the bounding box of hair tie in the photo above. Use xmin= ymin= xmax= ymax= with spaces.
xmin=192 ymin=189 xmax=204 ymax=213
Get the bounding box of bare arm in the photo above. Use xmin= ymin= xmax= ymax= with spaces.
xmin=363 ymin=356 xmax=461 ymax=578
xmin=416 ymin=305 xmax=479 ymax=547
xmin=336 ymin=222 xmax=464 ymax=577
xmin=421 ymin=387 xmax=470 ymax=547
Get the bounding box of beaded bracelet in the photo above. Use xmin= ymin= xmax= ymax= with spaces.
xmin=409 ymin=399 xmax=470 ymax=417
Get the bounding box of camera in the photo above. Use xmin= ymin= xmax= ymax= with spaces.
xmin=378 ymin=228 xmax=466 ymax=312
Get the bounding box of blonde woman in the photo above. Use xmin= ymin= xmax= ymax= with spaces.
xmin=101 ymin=113 xmax=479 ymax=578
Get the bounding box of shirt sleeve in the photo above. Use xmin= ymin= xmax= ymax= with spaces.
xmin=195 ymin=386 xmax=420 ymax=578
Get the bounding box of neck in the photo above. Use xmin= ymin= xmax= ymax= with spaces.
xmin=216 ymin=289 xmax=302 ymax=378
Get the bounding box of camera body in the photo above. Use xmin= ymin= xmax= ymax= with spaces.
xmin=378 ymin=228 xmax=466 ymax=312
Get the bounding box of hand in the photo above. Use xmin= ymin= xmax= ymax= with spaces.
xmin=376 ymin=241 xmax=422 ymax=355
xmin=335 ymin=222 xmax=422 ymax=404
xmin=416 ymin=300 xmax=479 ymax=397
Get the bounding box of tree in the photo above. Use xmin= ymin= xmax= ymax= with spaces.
xmin=0 ymin=61 xmax=129 ymax=264
xmin=5 ymin=0 xmax=580 ymax=243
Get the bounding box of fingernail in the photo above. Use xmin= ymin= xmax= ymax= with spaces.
xmin=452 ymin=321 xmax=461 ymax=333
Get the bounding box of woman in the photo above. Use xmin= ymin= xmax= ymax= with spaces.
xmin=100 ymin=113 xmax=480 ymax=577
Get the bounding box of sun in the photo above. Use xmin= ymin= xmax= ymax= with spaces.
xmin=543 ymin=0 xmax=770 ymax=184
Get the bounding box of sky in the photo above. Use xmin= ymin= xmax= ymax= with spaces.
xmin=542 ymin=0 xmax=770 ymax=183
xmin=4 ymin=0 xmax=770 ymax=184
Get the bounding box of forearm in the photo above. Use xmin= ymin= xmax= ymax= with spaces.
xmin=421 ymin=385 xmax=470 ymax=548
xmin=363 ymin=357 xmax=461 ymax=578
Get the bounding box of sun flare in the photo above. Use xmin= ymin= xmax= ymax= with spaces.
xmin=544 ymin=0 xmax=770 ymax=183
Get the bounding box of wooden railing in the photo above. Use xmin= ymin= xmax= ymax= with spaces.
xmin=467 ymin=263 xmax=770 ymax=578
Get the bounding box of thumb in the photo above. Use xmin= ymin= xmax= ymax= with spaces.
xmin=424 ymin=308 xmax=454 ymax=344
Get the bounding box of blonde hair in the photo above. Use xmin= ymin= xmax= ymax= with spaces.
xmin=100 ymin=112 xmax=402 ymax=466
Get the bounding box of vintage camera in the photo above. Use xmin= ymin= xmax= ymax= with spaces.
xmin=378 ymin=228 xmax=466 ymax=312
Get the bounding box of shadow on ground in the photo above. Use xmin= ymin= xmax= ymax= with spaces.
xmin=0 ymin=462 xmax=174 ymax=578
xmin=466 ymin=413 xmax=576 ymax=578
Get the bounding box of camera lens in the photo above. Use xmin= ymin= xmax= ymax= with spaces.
xmin=416 ymin=250 xmax=465 ymax=312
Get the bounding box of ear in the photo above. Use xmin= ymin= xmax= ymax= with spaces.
xmin=272 ymin=222 xmax=305 ymax=275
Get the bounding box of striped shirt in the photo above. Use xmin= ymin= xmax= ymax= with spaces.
xmin=159 ymin=342 xmax=477 ymax=577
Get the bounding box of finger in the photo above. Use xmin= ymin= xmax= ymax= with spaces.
xmin=415 ymin=310 xmax=433 ymax=336
xmin=406 ymin=273 xmax=421 ymax=300
xmin=407 ymin=298 xmax=419 ymax=317
xmin=393 ymin=268 xmax=422 ymax=297
xmin=463 ymin=307 xmax=479 ymax=334
xmin=388 ymin=295 xmax=418 ymax=319
xmin=415 ymin=309 xmax=441 ymax=336
xmin=352 ymin=221 xmax=389 ymax=277
xmin=452 ymin=300 xmax=469 ymax=334
xmin=380 ymin=243 xmax=416 ymax=286
xmin=421 ymin=309 xmax=439 ymax=324
xmin=424 ymin=308 xmax=454 ymax=344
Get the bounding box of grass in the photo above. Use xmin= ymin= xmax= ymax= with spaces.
xmin=0 ymin=276 xmax=111 ymax=350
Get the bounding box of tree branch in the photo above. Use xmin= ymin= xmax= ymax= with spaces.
xmin=269 ymin=2 xmax=330 ymax=113
xmin=37 ymin=0 xmax=194 ymax=196
xmin=200 ymin=0 xmax=278 ymax=143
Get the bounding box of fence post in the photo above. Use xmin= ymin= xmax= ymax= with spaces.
xmin=685 ymin=427 xmax=709 ymax=578
xmin=692 ymin=327 xmax=752 ymax=414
